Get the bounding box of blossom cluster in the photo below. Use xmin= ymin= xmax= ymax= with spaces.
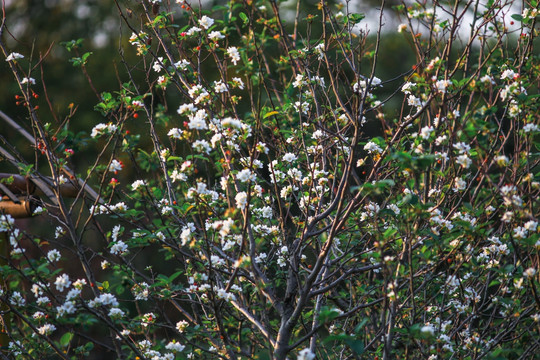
xmin=1 ymin=1 xmax=539 ymax=360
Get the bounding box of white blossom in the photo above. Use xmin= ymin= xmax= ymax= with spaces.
xmin=364 ymin=141 xmax=383 ymax=154
xmin=110 ymin=240 xmax=128 ymax=255
xmin=523 ymin=267 xmax=536 ymax=278
xmin=231 ymin=77 xmax=244 ymax=89
xmin=174 ymin=59 xmax=190 ymax=70
xmin=408 ymin=95 xmax=424 ymax=108
xmin=132 ymin=180 xmax=147 ymax=190
xmin=90 ymin=293 xmax=119 ymax=307
xmin=500 ymin=69 xmax=516 ymax=80
xmin=54 ymin=274 xmax=72 ymax=292
xmin=109 ymin=159 xmax=123 ymax=172
xmin=293 ymin=74 xmax=306 ymax=88
xmin=524 ymin=220 xmax=538 ymax=231
xmin=435 ymin=79 xmax=451 ymax=93
xmin=153 ymin=57 xmax=164 ymax=72
xmin=57 ymin=301 xmax=76 ymax=317
xmin=37 ymin=324 xmax=56 ymax=336
xmin=401 ymin=82 xmax=415 ymax=94
xmin=166 ymin=341 xmax=186 ymax=352
xmin=419 ymin=125 xmax=434 ymax=139
xmin=294 ymin=101 xmax=309 ymax=114
xmin=5 ymin=52 xmax=24 ymax=62
xmin=168 ymin=128 xmax=183 ymax=139
xmin=453 ymin=142 xmax=471 ymax=154
xmin=237 ymin=169 xmax=256 ymax=183
xmin=0 ymin=214 xmax=14 ymax=232
xmin=235 ymin=192 xmax=248 ymax=209
xmin=216 ymin=288 xmax=236 ymax=302
xmin=185 ymin=26 xmax=202 ymax=36
xmin=192 ymin=139 xmax=211 ymax=154
xmin=66 ymin=287 xmax=81 ymax=300
xmin=47 ymin=249 xmax=61 ymax=262
xmin=10 ymin=292 xmax=25 ymax=306
xmin=297 ymin=348 xmax=316 ymax=360
xmin=480 ymin=75 xmax=495 ymax=84
xmin=108 ymin=307 xmax=125 ymax=318
xmin=187 ymin=109 xmax=208 ymax=130
xmin=188 ymin=85 xmax=209 ymax=105
xmin=21 ymin=77 xmax=36 ymax=85
xmin=453 ymin=177 xmax=467 ymax=192
xmin=314 ymin=43 xmax=325 ymax=59
xmin=214 ymin=80 xmax=228 ymax=93
xmin=227 ymin=47 xmax=240 ymax=65
xmin=208 ymin=31 xmax=225 ymax=41
xmin=282 ymin=153 xmax=297 ymax=162
xmin=198 ymin=15 xmax=214 ymax=29
xmin=176 ymin=320 xmax=189 ymax=333
xmin=456 ymin=154 xmax=472 ymax=169
xmin=35 ymin=297 xmax=49 ymax=306
xmin=91 ymin=123 xmax=117 ymax=138
xmin=421 ymin=324 xmax=435 ymax=336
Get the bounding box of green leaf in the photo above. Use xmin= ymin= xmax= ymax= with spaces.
xmin=187 ymin=154 xmax=210 ymax=162
xmin=263 ymin=111 xmax=280 ymax=119
xmin=317 ymin=307 xmax=342 ymax=323
xmin=60 ymin=38 xmax=84 ymax=52
xmin=239 ymin=12 xmax=249 ymax=25
xmin=70 ymin=55 xmax=90 ymax=67
xmin=344 ymin=338 xmax=364 ymax=355
xmin=156 ymin=274 xmax=169 ymax=285
xmin=60 ymin=332 xmax=74 ymax=347
xmin=212 ymin=5 xmax=228 ymax=12
xmin=400 ymin=194 xmax=418 ymax=206
xmin=354 ymin=318 xmax=369 ymax=333
xmin=383 ymin=227 xmax=398 ymax=239
xmin=413 ymin=154 xmax=435 ymax=170
xmin=347 ymin=13 xmax=365 ymax=25
xmin=0 ymin=175 xmax=14 ymax=185
xmin=167 ymin=156 xmax=183 ymax=162
xmin=324 ymin=334 xmax=364 ymax=355
xmin=511 ymin=14 xmax=523 ymax=21
xmin=82 ymin=52 xmax=93 ymax=62
xmin=18 ymin=163 xmax=34 ymax=176
xmin=169 ymin=271 xmax=183 ymax=282
xmin=375 ymin=179 xmax=395 ymax=188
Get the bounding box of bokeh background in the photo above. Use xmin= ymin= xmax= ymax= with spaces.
xmin=0 ymin=1 xmax=533 ymax=358
xmin=0 ymin=0 xmax=416 ymax=165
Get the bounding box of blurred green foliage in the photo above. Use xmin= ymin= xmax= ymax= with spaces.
xmin=0 ymin=0 xmax=415 ymax=175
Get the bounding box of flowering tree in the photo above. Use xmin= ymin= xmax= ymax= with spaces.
xmin=1 ymin=0 xmax=539 ymax=359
